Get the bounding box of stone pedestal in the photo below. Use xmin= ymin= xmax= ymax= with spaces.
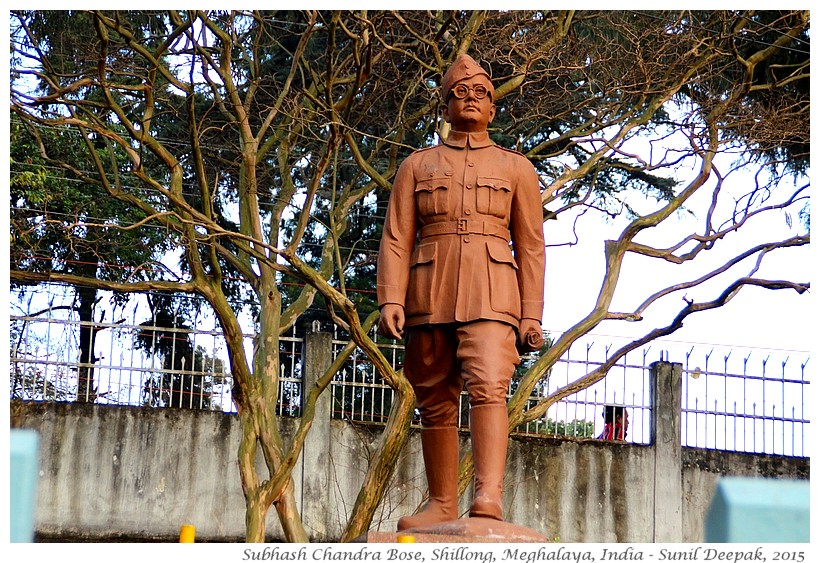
xmin=357 ymin=518 xmax=549 ymax=543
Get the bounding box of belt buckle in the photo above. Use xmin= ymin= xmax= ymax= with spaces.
xmin=457 ymin=218 xmax=468 ymax=234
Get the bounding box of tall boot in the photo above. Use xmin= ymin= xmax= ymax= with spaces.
xmin=397 ymin=426 xmax=459 ymax=531
xmin=469 ymin=404 xmax=508 ymax=520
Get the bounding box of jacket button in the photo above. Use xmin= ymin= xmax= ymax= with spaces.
xmin=465 ymin=209 xmax=472 ymax=215
xmin=464 ymin=236 xmax=471 ymax=243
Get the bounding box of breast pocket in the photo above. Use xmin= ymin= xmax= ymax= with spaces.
xmin=415 ymin=177 xmax=451 ymax=216
xmin=476 ymin=176 xmax=512 ymax=219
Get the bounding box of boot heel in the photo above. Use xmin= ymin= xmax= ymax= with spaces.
xmin=469 ymin=495 xmax=503 ymax=520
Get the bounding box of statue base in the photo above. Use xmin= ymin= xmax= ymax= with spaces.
xmin=356 ymin=517 xmax=548 ymax=543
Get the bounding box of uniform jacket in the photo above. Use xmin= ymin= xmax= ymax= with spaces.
xmin=377 ymin=130 xmax=545 ymax=329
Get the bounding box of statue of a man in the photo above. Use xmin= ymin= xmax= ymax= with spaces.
xmin=377 ymin=54 xmax=545 ymax=531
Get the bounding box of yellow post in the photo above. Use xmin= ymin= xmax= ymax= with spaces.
xmin=179 ymin=524 xmax=196 ymax=543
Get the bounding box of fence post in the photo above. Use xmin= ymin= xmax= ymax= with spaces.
xmin=650 ymin=360 xmax=683 ymax=542
xmin=300 ymin=322 xmax=333 ymax=541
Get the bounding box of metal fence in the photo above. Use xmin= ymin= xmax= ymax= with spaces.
xmin=680 ymin=348 xmax=810 ymax=456
xmin=9 ymin=286 xmax=810 ymax=456
xmin=328 ymin=332 xmax=656 ymax=443
xmin=331 ymin=332 xmax=401 ymax=425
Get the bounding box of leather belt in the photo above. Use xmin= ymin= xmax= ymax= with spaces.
xmin=420 ymin=219 xmax=510 ymax=241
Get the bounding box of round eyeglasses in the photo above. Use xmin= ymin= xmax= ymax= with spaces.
xmin=449 ymin=83 xmax=490 ymax=101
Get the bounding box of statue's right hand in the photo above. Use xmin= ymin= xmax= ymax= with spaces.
xmin=378 ymin=304 xmax=405 ymax=340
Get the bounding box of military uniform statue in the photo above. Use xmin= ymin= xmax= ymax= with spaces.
xmin=378 ymin=54 xmax=546 ymax=531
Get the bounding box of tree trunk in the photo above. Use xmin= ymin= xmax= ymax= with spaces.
xmin=340 ymin=377 xmax=415 ymax=541
xmin=75 ymin=284 xmax=98 ymax=403
xmin=244 ymin=489 xmax=267 ymax=543
xmin=273 ymin=483 xmax=309 ymax=543
xmin=237 ymin=400 xmax=310 ymax=542
xmin=211 ymin=275 xmax=310 ymax=542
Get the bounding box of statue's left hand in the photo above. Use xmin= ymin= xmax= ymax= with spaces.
xmin=518 ymin=318 xmax=544 ymax=353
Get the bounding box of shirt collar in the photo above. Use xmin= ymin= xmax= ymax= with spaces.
xmin=442 ymin=130 xmax=494 ymax=149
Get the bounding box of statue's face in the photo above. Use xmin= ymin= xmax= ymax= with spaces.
xmin=443 ymin=75 xmax=496 ymax=133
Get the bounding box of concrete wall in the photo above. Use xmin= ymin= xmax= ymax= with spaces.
xmin=12 ymin=397 xmax=808 ymax=543
xmin=680 ymin=448 xmax=809 ymax=542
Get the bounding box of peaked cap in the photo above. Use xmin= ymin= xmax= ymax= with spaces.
xmin=441 ymin=54 xmax=494 ymax=101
